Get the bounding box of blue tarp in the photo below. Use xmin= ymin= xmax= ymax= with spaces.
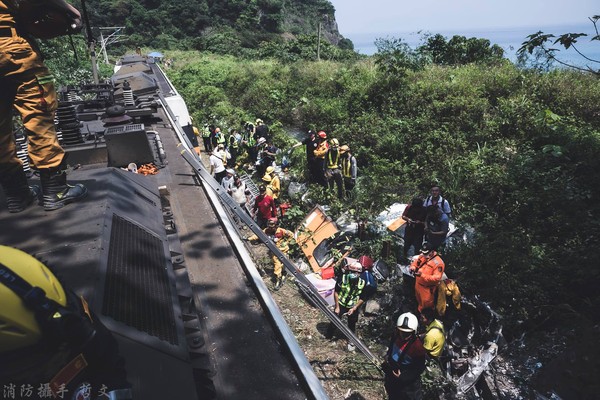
xmin=147 ymin=51 xmax=164 ymax=58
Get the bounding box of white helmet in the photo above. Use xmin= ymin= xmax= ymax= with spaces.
xmin=396 ymin=312 xmax=418 ymax=332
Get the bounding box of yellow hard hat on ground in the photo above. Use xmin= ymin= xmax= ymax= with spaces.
xmin=0 ymin=246 xmax=67 ymax=352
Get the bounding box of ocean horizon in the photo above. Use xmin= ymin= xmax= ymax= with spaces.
xmin=346 ymin=23 xmax=600 ymax=68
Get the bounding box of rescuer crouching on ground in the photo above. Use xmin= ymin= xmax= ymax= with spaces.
xmin=0 ymin=246 xmax=131 ymax=399
xmin=419 ymin=307 xmax=446 ymax=360
xmin=246 ymin=217 xmax=295 ymax=291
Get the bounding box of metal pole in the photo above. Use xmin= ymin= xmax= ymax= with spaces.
xmin=89 ymin=43 xmax=99 ymax=84
xmin=100 ymin=30 xmax=109 ymax=64
xmin=317 ymin=22 xmax=322 ymax=61
xmin=176 ymin=143 xmax=382 ymax=369
xmin=158 ymin=85 xmax=382 ymax=369
xmin=80 ymin=0 xmax=99 ymax=84
xmin=98 ymin=27 xmax=125 ymax=65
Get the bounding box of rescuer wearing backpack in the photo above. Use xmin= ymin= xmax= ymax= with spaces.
xmin=423 ymin=185 xmax=452 ymax=219
xmin=325 ymin=258 xmax=368 ymax=350
xmin=0 ymin=0 xmax=87 ymax=212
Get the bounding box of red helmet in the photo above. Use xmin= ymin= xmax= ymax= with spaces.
xmin=359 ymin=255 xmax=374 ymax=270
xmin=317 ymin=131 xmax=327 ymax=139
xmin=343 ymin=258 xmax=363 ymax=273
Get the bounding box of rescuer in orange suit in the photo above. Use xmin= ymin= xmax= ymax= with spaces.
xmin=409 ymin=242 xmax=445 ymax=312
xmin=0 ymin=0 xmax=87 ymax=213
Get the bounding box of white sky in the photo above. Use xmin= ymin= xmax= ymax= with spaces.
xmin=329 ymin=0 xmax=599 ymax=34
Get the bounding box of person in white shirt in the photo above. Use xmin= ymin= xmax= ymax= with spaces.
xmin=228 ymin=175 xmax=252 ymax=224
xmin=423 ymin=185 xmax=452 ymax=218
xmin=228 ymin=175 xmax=251 ymax=211
xmin=209 ymin=146 xmax=227 ymax=183
xmin=221 ymin=169 xmax=235 ymax=190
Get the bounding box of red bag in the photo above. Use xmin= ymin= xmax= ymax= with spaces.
xmin=359 ymin=255 xmax=374 ymax=271
xmin=321 ymin=265 xmax=335 ymax=280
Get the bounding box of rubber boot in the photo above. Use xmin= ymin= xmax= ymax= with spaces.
xmin=274 ymin=273 xmax=287 ymax=291
xmin=40 ymin=169 xmax=87 ymax=211
xmin=274 ymin=276 xmax=283 ymax=291
xmin=0 ymin=164 xmax=40 ymax=213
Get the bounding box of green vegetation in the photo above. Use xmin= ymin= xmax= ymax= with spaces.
xmin=78 ymin=0 xmax=346 ymax=57
xmin=519 ymin=15 xmax=600 ymax=75
xmin=39 ymin=36 xmax=113 ymax=84
xmin=168 ymin=49 xmax=600 ymax=333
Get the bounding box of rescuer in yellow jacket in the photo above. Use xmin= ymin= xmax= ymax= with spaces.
xmin=436 ymin=278 xmax=461 ymax=316
xmin=0 ymin=0 xmax=87 ymax=212
xmin=312 ymin=131 xmax=329 ymax=187
xmin=264 ymin=165 xmax=280 ymax=200
xmin=419 ymin=308 xmax=446 ymax=358
xmin=247 ymin=217 xmax=295 ymax=291
xmin=262 ymin=173 xmax=273 ymax=197
xmin=325 ymin=138 xmax=343 ymax=199
xmin=410 ymin=242 xmax=445 ymax=312
xmin=339 ymin=145 xmax=357 ymax=197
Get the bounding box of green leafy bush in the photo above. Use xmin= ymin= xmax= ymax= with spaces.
xmin=168 ymin=52 xmax=600 ymax=329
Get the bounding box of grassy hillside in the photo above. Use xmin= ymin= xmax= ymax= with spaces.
xmin=79 ymin=0 xmax=345 ymax=53
xmin=168 ymin=52 xmax=600 ymax=332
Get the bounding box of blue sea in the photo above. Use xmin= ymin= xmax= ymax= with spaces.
xmin=347 ymin=23 xmax=600 ymax=68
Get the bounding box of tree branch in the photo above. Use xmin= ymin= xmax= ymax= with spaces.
xmin=544 ymin=48 xmax=600 ymax=75
xmin=571 ymin=44 xmax=600 ymax=64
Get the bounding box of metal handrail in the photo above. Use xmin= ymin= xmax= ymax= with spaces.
xmin=180 ymin=150 xmax=382 ymax=369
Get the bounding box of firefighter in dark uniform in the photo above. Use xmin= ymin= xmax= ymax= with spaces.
xmin=0 ymin=0 xmax=87 ymax=213
xmin=0 ymin=245 xmax=132 ymax=399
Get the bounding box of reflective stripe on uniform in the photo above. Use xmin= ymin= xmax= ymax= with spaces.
xmin=338 ymin=274 xmax=365 ymax=308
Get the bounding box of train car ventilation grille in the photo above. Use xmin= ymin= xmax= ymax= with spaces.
xmin=103 ymin=214 xmax=178 ymax=345
xmin=105 ymin=123 xmax=145 ymax=135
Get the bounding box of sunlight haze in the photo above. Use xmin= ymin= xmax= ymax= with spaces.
xmin=329 ymin=0 xmax=598 ymax=34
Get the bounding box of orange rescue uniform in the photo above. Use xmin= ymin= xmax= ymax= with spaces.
xmin=410 ymin=251 xmax=445 ymax=312
xmin=0 ymin=1 xmax=65 ymax=170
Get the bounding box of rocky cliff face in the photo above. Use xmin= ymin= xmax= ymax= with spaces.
xmin=281 ymin=1 xmax=345 ymax=45
xmin=84 ymin=0 xmax=348 ymax=50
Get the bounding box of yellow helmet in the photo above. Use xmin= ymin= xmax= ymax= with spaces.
xmin=0 ymin=246 xmax=67 ymax=352
xmin=330 ymin=138 xmax=339 ymax=147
